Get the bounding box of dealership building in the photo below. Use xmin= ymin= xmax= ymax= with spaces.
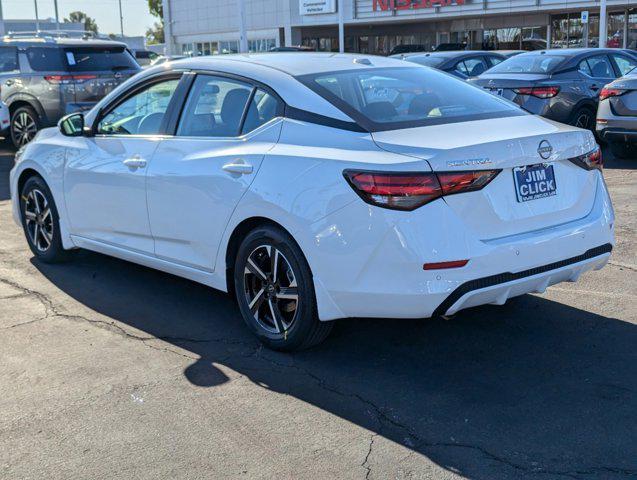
xmin=162 ymin=0 xmax=637 ymax=56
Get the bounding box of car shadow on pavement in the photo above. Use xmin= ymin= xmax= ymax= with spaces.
xmin=31 ymin=250 xmax=637 ymax=479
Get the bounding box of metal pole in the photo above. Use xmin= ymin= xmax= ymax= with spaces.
xmin=162 ymin=0 xmax=173 ymax=56
xmin=238 ymin=0 xmax=248 ymax=53
xmin=34 ymin=0 xmax=39 ymax=31
xmin=118 ymin=0 xmax=124 ymax=36
xmin=599 ymin=0 xmax=608 ymax=48
xmin=338 ymin=0 xmax=344 ymax=53
xmin=53 ymin=0 xmax=60 ymax=30
xmin=0 ymin=0 xmax=5 ymax=37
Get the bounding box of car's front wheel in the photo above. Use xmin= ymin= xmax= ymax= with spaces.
xmin=19 ymin=175 xmax=73 ymax=263
xmin=10 ymin=105 xmax=40 ymax=148
xmin=233 ymin=225 xmax=333 ymax=351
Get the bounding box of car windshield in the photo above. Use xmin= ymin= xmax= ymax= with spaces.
xmin=487 ymin=54 xmax=566 ymax=74
xmin=298 ymin=67 xmax=523 ymax=131
xmin=406 ymin=56 xmax=447 ymax=68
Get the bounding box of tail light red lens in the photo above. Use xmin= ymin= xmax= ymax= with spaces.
xmin=599 ymin=87 xmax=627 ymax=101
xmin=343 ymin=169 xmax=501 ymax=211
xmin=44 ymin=74 xmax=98 ymax=84
xmin=513 ymin=86 xmax=560 ymax=98
xmin=569 ymin=146 xmax=603 ymax=171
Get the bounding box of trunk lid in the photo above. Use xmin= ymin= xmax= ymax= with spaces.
xmin=371 ymin=115 xmax=599 ymax=239
xmin=469 ymin=74 xmax=551 ymax=101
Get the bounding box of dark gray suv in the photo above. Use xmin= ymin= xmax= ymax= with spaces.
xmin=0 ymin=35 xmax=140 ymax=147
xmin=469 ymin=48 xmax=637 ymax=130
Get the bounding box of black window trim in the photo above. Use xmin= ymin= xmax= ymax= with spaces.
xmin=92 ymin=70 xmax=186 ymax=137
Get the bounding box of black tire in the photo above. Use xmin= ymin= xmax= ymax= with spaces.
xmin=233 ymin=225 xmax=332 ymax=351
xmin=570 ymin=107 xmax=595 ymax=131
xmin=10 ymin=105 xmax=40 ymax=149
xmin=609 ymin=141 xmax=637 ymax=159
xmin=19 ymin=175 xmax=74 ymax=263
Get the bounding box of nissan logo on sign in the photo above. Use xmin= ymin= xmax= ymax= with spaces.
xmin=537 ymin=140 xmax=553 ymax=160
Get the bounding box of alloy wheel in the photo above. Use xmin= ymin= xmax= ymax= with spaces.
xmin=243 ymin=245 xmax=299 ymax=334
xmin=574 ymin=112 xmax=591 ymax=129
xmin=23 ymin=188 xmax=53 ymax=252
xmin=12 ymin=111 xmax=38 ymax=147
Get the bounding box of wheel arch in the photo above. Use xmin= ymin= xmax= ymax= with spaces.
xmin=7 ymin=95 xmax=47 ymax=124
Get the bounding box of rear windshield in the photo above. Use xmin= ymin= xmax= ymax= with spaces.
xmin=487 ymin=54 xmax=566 ymax=74
xmin=26 ymin=46 xmax=139 ymax=72
xmin=298 ymin=67 xmax=523 ymax=131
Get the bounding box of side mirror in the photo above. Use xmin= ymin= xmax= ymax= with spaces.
xmin=58 ymin=112 xmax=85 ymax=137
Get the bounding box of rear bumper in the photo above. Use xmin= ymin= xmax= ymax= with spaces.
xmin=308 ymin=172 xmax=615 ymax=321
xmin=434 ymin=244 xmax=611 ymax=316
xmin=596 ymin=127 xmax=637 ymax=143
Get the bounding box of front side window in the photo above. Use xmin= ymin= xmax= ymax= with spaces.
xmin=299 ymin=67 xmax=523 ymax=131
xmin=0 ymin=47 xmax=18 ymax=72
xmin=97 ymin=78 xmax=180 ymax=135
xmin=456 ymin=57 xmax=487 ymax=77
xmin=488 ymin=54 xmax=566 ymax=74
xmin=177 ymin=75 xmax=254 ymax=137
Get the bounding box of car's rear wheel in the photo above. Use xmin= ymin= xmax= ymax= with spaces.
xmin=233 ymin=225 xmax=333 ymax=351
xmin=609 ymin=141 xmax=637 ymax=159
xmin=19 ymin=176 xmax=73 ymax=263
xmin=10 ymin=105 xmax=40 ymax=149
xmin=571 ymin=107 xmax=595 ymax=130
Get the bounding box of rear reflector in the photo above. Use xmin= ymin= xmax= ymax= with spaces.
xmin=513 ymin=86 xmax=560 ymax=98
xmin=423 ymin=260 xmax=469 ymax=270
xmin=569 ymin=146 xmax=603 ymax=171
xmin=343 ymin=169 xmax=500 ymax=211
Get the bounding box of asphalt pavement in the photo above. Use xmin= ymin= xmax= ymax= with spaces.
xmin=0 ymin=140 xmax=635 ymax=479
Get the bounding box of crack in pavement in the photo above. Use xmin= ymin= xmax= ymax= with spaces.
xmin=2 ymin=276 xmax=636 ymax=479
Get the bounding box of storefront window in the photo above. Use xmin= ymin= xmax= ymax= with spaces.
xmin=628 ymin=11 xmax=637 ymax=49
xmin=248 ymin=39 xmax=276 ymax=53
xmin=483 ymin=27 xmax=546 ymax=50
xmin=552 ymin=12 xmax=625 ymax=49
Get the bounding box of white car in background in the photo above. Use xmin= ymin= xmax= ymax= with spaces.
xmin=10 ymin=53 xmax=614 ymax=350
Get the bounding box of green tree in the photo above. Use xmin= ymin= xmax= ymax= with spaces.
xmin=64 ymin=11 xmax=98 ymax=34
xmin=146 ymin=0 xmax=164 ymax=44
xmin=148 ymin=0 xmax=163 ymax=18
xmin=146 ymin=22 xmax=164 ymax=45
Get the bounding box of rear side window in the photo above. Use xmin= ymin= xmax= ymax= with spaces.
xmin=585 ymin=55 xmax=615 ymax=78
xmin=241 ymin=89 xmax=279 ymax=134
xmin=456 ymin=57 xmax=487 ymax=77
xmin=26 ymin=47 xmax=66 ymax=71
xmin=177 ymin=75 xmax=253 ymax=137
xmin=0 ymin=47 xmax=18 ymax=72
xmin=64 ymin=47 xmax=139 ymax=72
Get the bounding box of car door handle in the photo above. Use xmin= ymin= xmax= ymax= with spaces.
xmin=5 ymin=79 xmax=13 ymax=86
xmin=222 ymin=162 xmax=253 ymax=175
xmin=123 ymin=156 xmax=147 ymax=169
xmin=590 ymin=84 xmax=599 ymax=91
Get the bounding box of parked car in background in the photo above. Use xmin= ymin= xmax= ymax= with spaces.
xmin=269 ymin=46 xmax=315 ymax=52
xmin=469 ymin=48 xmax=637 ymax=130
xmin=133 ymin=49 xmax=159 ymax=66
xmin=0 ymin=34 xmax=141 ymax=147
xmin=394 ymin=51 xmax=506 ymax=79
xmin=388 ymin=44 xmax=428 ymax=56
xmin=495 ymin=50 xmax=525 ymax=58
xmin=433 ymin=43 xmax=467 ymax=51
xmin=596 ymin=70 xmax=637 ymax=158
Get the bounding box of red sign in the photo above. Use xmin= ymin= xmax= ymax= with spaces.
xmin=373 ymin=0 xmax=465 ymax=10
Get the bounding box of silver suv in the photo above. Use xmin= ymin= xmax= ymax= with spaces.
xmin=0 ymin=34 xmax=140 ymax=147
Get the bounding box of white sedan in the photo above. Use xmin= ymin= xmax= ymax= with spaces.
xmin=10 ymin=53 xmax=614 ymax=350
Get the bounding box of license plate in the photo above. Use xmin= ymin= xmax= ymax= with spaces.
xmin=513 ymin=164 xmax=557 ymax=202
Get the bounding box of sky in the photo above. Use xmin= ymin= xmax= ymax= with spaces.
xmin=1 ymin=0 xmax=158 ymax=37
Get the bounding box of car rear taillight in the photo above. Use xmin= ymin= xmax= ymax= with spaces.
xmin=569 ymin=146 xmax=603 ymax=171
xmin=513 ymin=86 xmax=560 ymax=98
xmin=44 ymin=74 xmax=98 ymax=84
xmin=599 ymin=87 xmax=627 ymax=101
xmin=343 ymin=169 xmax=501 ymax=211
